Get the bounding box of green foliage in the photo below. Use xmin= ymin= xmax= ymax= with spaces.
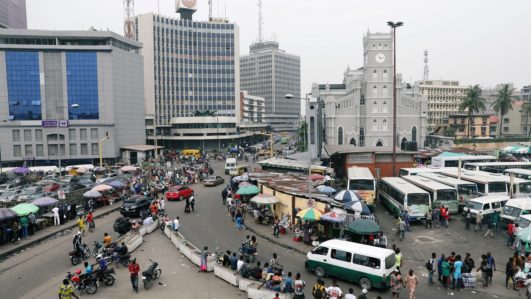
xmin=491 ymin=84 xmax=514 ymax=137
xmin=458 ymin=85 xmax=486 ymax=139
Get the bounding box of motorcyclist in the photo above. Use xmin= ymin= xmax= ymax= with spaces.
xmin=96 ymin=254 xmax=107 ymax=272
xmin=113 ymin=242 xmax=129 ymax=258
xmin=73 ymin=231 xmax=82 ymax=251
xmin=83 ymin=261 xmax=93 ymax=276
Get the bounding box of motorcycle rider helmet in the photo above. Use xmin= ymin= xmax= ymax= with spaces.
xmin=96 ymin=254 xmax=103 ymax=261
xmin=71 ymin=275 xmax=80 ymax=283
xmin=75 ymin=269 xmax=82 ymax=275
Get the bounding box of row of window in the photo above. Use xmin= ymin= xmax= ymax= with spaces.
xmin=11 ymin=128 xmax=99 ymax=142
xmin=312 ymin=247 xmax=383 ymax=269
xmin=13 ymin=143 xmax=99 ymax=157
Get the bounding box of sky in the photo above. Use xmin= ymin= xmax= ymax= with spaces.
xmin=26 ymin=0 xmax=531 ymax=94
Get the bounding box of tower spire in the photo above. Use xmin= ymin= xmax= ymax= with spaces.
xmin=123 ymin=0 xmax=135 ymax=39
xmin=423 ymin=50 xmax=429 ymax=81
xmin=258 ymin=0 xmax=263 ymax=42
xmin=208 ymin=0 xmax=213 ymax=21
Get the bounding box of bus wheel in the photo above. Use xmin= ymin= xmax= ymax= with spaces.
xmin=359 ymin=277 xmax=373 ymax=290
xmin=314 ymin=266 xmax=326 ymax=278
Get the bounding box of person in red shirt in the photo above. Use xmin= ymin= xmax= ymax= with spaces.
xmin=128 ymin=257 xmax=140 ymax=293
xmin=86 ymin=212 xmax=94 ymax=233
xmin=507 ymin=223 xmax=515 ymax=246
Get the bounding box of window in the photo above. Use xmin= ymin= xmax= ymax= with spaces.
xmin=412 ymin=126 xmax=417 ymax=142
xmin=383 ymin=101 xmax=388 ymax=113
xmin=6 ymin=51 xmax=42 ymax=120
xmin=12 ymin=130 xmax=20 ymax=142
xmin=311 ymin=246 xmax=328 ymax=256
xmin=504 ymin=127 xmax=509 ymax=132
xmin=350 ymin=138 xmax=356 ymax=146
xmin=48 ymin=144 xmax=58 ymax=156
xmin=69 ymin=144 xmax=77 ymax=156
xmin=372 ymin=85 xmax=378 ymax=96
xmin=24 ymin=145 xmax=32 ymax=156
xmin=310 ymin=116 xmax=315 ymax=145
xmin=376 ymin=140 xmax=383 ymax=147
xmin=90 ymin=128 xmax=98 ymax=139
xmin=360 ymin=94 xmax=365 ymax=105
xmin=504 ymin=118 xmax=509 ymax=123
xmin=385 ymin=254 xmax=396 ymax=269
xmin=383 ymin=85 xmax=388 ymax=96
xmin=331 ymin=249 xmax=352 ymax=262
xmin=13 ymin=145 xmax=21 ymax=157
xmin=372 ymin=119 xmax=378 ymax=131
xmin=359 ymin=127 xmax=365 ymax=147
xmin=383 ymin=119 xmax=388 ymax=130
xmin=91 ymin=143 xmax=99 ymax=155
xmin=337 ymin=127 xmax=343 ymax=145
xmin=35 ymin=129 xmax=42 ymax=141
xmin=372 ymin=101 xmax=378 ymax=113
xmin=80 ymin=129 xmax=87 ymax=140
xmin=36 ymin=144 xmax=43 ymax=156
xmin=372 ymin=69 xmax=378 ymax=80
xmin=69 ymin=129 xmax=76 ymax=140
xmin=80 ymin=143 xmax=88 ymax=155
xmin=383 ymin=69 xmax=388 ymax=80
xmin=23 ymin=129 xmax=31 ymax=142
xmin=66 ymin=52 xmax=99 ymax=120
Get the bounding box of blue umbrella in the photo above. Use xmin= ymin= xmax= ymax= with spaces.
xmin=108 ymin=180 xmax=126 ymax=188
xmin=317 ymin=185 xmax=336 ymax=194
xmin=334 ymin=190 xmax=360 ymax=203
xmin=344 ymin=201 xmax=371 ymax=214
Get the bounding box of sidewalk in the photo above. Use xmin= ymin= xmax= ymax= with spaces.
xmin=0 ymin=203 xmax=120 ymax=260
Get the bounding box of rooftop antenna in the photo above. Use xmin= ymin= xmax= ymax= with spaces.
xmin=423 ymin=50 xmax=429 ymax=81
xmin=258 ymin=0 xmax=263 ymax=42
xmin=123 ymin=0 xmax=135 ymax=39
xmin=208 ymin=0 xmax=212 ymax=20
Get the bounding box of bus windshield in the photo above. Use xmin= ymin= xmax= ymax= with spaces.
xmin=348 ymin=179 xmax=374 ymax=191
xmin=408 ymin=193 xmax=430 ymax=206
xmin=437 ymin=189 xmax=457 ymax=202
xmin=514 ymin=182 xmax=531 ymax=195
xmin=488 ymin=182 xmax=507 ymax=193
xmin=503 ymin=205 xmax=522 ymax=219
xmin=457 ymin=184 xmax=478 ymax=196
xmin=519 ymin=217 xmax=531 ymax=228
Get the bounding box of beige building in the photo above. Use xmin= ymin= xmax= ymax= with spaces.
xmin=448 ymin=114 xmax=496 ymax=139
xmin=483 ymin=84 xmax=524 ymax=136
xmin=417 ymin=80 xmax=468 ymax=133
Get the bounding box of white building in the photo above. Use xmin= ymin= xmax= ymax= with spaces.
xmin=240 ymin=91 xmax=265 ymax=124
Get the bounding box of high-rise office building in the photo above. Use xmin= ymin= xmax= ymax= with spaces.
xmin=135 ymin=7 xmax=247 ymax=149
xmin=0 ymin=29 xmax=146 ymax=166
xmin=0 ymin=0 xmax=27 ymax=29
xmin=240 ymin=41 xmax=301 ymax=131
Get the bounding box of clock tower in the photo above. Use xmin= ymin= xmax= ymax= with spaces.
xmin=361 ymin=31 xmax=394 ymax=146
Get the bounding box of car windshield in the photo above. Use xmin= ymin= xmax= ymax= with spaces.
xmin=458 ymin=184 xmax=478 ymax=196
xmin=385 ymin=254 xmax=396 ymax=269
xmin=169 ymin=187 xmax=179 ymax=192
xmin=206 ymin=176 xmax=216 ymax=180
xmin=1 ymin=191 xmax=14 ymax=197
xmin=503 ymin=205 xmax=522 ymax=218
xmin=467 ymin=201 xmax=483 ymax=211
xmin=125 ymin=197 xmax=141 ymax=203
xmin=488 ymin=182 xmax=507 ymax=193
xmin=519 ymin=217 xmax=531 ymax=228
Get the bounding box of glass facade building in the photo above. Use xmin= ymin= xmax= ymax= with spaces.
xmin=66 ymin=52 xmax=99 ymax=120
xmin=5 ymin=51 xmax=41 ymax=120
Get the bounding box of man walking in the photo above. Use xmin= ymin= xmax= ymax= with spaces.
xmin=28 ymin=212 xmax=36 ymax=235
xmin=484 ymin=216 xmax=494 ymax=239
xmin=405 ymin=269 xmax=419 ymax=299
xmin=19 ymin=215 xmax=29 ymax=239
xmin=293 ymin=272 xmax=306 ymax=299
xmin=52 ymin=206 xmax=60 ymax=226
xmin=475 ymin=211 xmax=483 ymax=232
xmin=58 ymin=279 xmax=79 ymax=299
xmin=465 ymin=209 xmax=471 ymax=230
xmin=128 ymin=257 xmax=140 ymax=293
xmin=425 ymin=210 xmax=433 ymax=229
xmin=428 ymin=252 xmax=436 ymax=285
xmin=398 ymin=218 xmax=406 ymax=241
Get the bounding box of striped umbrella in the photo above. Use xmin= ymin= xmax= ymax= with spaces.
xmin=296 ymin=207 xmax=323 ymax=221
xmin=317 ymin=185 xmax=336 ymax=194
xmin=320 ymin=211 xmax=346 ymax=223
xmin=334 ymin=190 xmax=360 ymax=203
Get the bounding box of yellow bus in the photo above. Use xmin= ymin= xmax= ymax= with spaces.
xmin=347 ymin=167 xmax=376 ymax=208
xmin=181 ymin=149 xmax=201 ymax=159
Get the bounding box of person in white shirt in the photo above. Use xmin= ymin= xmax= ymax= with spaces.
xmin=159 ymin=199 xmax=165 ymax=212
xmin=325 ymin=279 xmax=342 ymax=299
xmin=236 ymin=256 xmax=245 ymax=271
xmin=344 ymin=287 xmax=357 ymax=299
xmin=52 ymin=206 xmax=60 ymax=226
xmin=173 ymin=216 xmax=180 ymax=231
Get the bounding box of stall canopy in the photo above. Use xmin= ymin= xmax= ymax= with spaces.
xmin=12 ymin=167 xmax=30 ymax=174
xmin=250 ymin=194 xmax=279 ymax=205
xmin=296 ymin=207 xmax=323 ymax=221
xmin=320 ymin=211 xmax=346 ymax=223
xmin=31 ymin=197 xmax=58 ymax=207
xmin=347 ymin=219 xmax=380 ymax=235
xmin=0 ymin=208 xmax=17 ymax=220
xmin=11 ymin=203 xmax=39 ymax=216
xmin=334 ymin=190 xmax=360 ymax=203
xmin=107 ymin=180 xmax=126 ymax=188
xmin=316 ymin=185 xmax=336 ymax=194
xmin=83 ymin=190 xmax=102 ymax=198
xmin=237 ymin=185 xmax=260 ymax=195
xmin=92 ymin=184 xmax=114 ymax=192
xmin=502 ymin=145 xmax=531 ymax=154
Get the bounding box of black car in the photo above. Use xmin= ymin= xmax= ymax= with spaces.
xmin=120 ymin=195 xmax=150 ymax=218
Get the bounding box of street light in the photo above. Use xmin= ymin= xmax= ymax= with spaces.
xmin=56 ymin=103 xmax=79 ymax=177
xmin=387 ymin=21 xmax=403 ymax=177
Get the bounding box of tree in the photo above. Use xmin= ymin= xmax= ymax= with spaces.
xmin=458 ymin=85 xmax=486 ymax=139
xmin=298 ymin=121 xmax=308 ymax=152
xmin=491 ymin=84 xmax=514 ymax=137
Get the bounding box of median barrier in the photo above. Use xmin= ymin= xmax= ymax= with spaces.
xmin=117 ymin=231 xmax=143 ymax=252
xmin=238 ymin=277 xmax=255 ymax=292
xmin=164 ymin=225 xmax=172 ymax=239
xmin=213 ymin=264 xmax=239 ymax=286
xmin=146 ymin=219 xmax=159 ymax=234
xmin=139 ymin=226 xmax=147 ymax=236
xmin=246 ymin=283 xmax=290 ymax=299
xmin=170 ymin=231 xmax=181 ymax=249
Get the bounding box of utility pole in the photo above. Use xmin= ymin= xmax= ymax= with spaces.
xmin=387 ymin=21 xmax=403 ymax=177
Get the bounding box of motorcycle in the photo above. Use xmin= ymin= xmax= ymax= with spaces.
xmin=69 ymin=244 xmax=91 ymax=265
xmin=110 ymin=252 xmax=130 ymax=267
xmin=66 ymin=270 xmax=98 ymax=294
xmin=93 ymin=267 xmax=116 ymax=286
xmin=142 ymin=259 xmax=162 ymax=289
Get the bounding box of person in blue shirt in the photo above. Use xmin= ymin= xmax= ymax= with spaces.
xmin=437 ymin=254 xmax=446 ymax=282
xmin=96 ymin=254 xmax=107 ymax=272
xmin=84 ymin=261 xmax=93 ymax=275
xmin=452 ymin=255 xmax=464 ymax=291
xmin=283 ymin=272 xmax=294 ymax=294
xmin=229 ymin=252 xmax=238 ymax=270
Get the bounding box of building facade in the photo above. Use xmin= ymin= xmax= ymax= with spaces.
xmin=312 ymin=31 xmax=427 ymax=153
xmin=448 ymin=114 xmax=496 ymax=139
xmin=240 ymin=41 xmax=300 ymax=131
xmin=135 ymin=11 xmax=246 ymax=149
xmin=482 ymin=84 xmax=523 ymax=136
xmin=240 ymin=91 xmax=265 ymax=124
xmin=416 ymin=80 xmax=468 ymax=133
xmin=0 ymin=0 xmax=26 ymax=29
xmin=0 ymin=29 xmax=145 ymax=166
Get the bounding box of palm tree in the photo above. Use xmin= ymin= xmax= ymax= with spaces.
xmin=491 ymin=84 xmax=514 ymax=137
xmin=458 ymin=85 xmax=486 ymax=139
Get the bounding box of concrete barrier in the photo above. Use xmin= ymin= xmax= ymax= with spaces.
xmin=247 ymin=283 xmax=291 ymax=299
xmin=117 ymin=231 xmax=143 ymax=252
xmin=214 ymin=264 xmax=239 ymax=286
xmin=139 ymin=226 xmax=147 ymax=236
xmin=170 ymin=232 xmax=181 ymax=249
xmin=238 ymin=277 xmax=255 ymax=292
xmin=146 ymin=219 xmax=159 ymax=234
xmin=164 ymin=225 xmax=172 ymax=239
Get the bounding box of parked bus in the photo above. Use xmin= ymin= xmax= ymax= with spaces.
xmin=402 ymin=175 xmax=459 ymax=214
xmin=440 ymin=169 xmax=508 ymax=196
xmin=418 ymin=172 xmax=479 ymax=210
xmin=347 ymin=167 xmax=376 ymax=208
xmin=398 ymin=167 xmax=441 ymax=177
xmin=378 ymin=177 xmax=431 ymax=221
xmin=431 ymin=154 xmax=496 ymax=168
xmin=463 ymin=162 xmax=531 ymax=173
xmin=475 ymin=171 xmax=531 ymax=198
xmin=504 ymin=168 xmax=531 ymax=181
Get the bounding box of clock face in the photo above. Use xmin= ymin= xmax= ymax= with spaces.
xmin=182 ymin=0 xmax=196 ymax=8
xmin=375 ymin=53 xmax=386 ymax=64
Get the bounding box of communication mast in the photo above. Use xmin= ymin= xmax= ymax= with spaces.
xmin=124 ymin=0 xmax=135 ymax=39
xmin=423 ymin=50 xmax=429 ymax=81
xmin=209 ymin=0 xmax=213 ymax=21
xmin=258 ymin=0 xmax=263 ymax=42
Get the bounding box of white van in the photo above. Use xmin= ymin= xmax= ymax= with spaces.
xmin=501 ymin=198 xmax=531 ymax=224
xmin=305 ymin=239 xmax=396 ymax=290
xmin=464 ymin=194 xmax=509 ymax=219
xmin=225 ymin=158 xmax=237 ymax=174
xmin=517 ymin=214 xmax=531 ymax=229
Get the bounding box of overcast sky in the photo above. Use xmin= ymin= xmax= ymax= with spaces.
xmin=27 ymin=0 xmax=531 ymax=93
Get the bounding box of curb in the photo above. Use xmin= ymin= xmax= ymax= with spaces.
xmin=0 ymin=206 xmax=121 ymax=261
xmin=244 ymin=225 xmax=308 ymax=256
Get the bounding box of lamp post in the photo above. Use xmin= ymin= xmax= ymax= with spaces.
xmin=56 ymin=103 xmax=79 ymax=177
xmin=387 ymin=21 xmax=403 ymax=177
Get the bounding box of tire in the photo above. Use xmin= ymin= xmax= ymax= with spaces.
xmin=314 ymin=266 xmax=326 ymax=278
xmin=359 ymin=277 xmax=373 ymax=291
xmin=84 ymin=249 xmax=91 ymax=259
xmin=85 ymin=281 xmax=98 ymax=294
xmin=153 ymin=269 xmax=161 ymax=279
xmin=71 ymin=256 xmax=80 ymax=265
xmin=104 ymin=274 xmax=115 ymax=286
xmin=144 ymin=278 xmax=153 ymax=289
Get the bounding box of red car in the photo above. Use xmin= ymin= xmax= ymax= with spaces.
xmin=165 ymin=186 xmax=194 ymax=201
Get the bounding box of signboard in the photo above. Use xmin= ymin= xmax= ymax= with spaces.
xmin=58 ymin=190 xmax=66 ymax=200
xmin=42 ymin=120 xmax=69 ymax=128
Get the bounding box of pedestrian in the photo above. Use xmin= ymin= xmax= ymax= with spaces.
xmin=273 ymin=219 xmax=280 ymax=238
xmin=190 ymin=196 xmax=196 ymax=212
xmin=28 ymin=212 xmax=36 ymax=236
xmin=398 ymin=218 xmax=406 ymax=241
xmin=492 ymin=211 xmax=500 ymax=233
xmin=235 ymin=210 xmax=243 ymax=231
xmin=325 ymin=279 xmax=342 ymax=299
xmin=395 ymin=248 xmax=403 ymax=271
xmin=200 ymin=246 xmax=209 ymax=272
xmin=437 ymin=253 xmax=445 ymax=282
xmin=128 ymin=257 xmax=140 ymax=293
xmin=506 ymin=257 xmax=515 ymax=289
xmin=484 ymin=215 xmax=495 ymax=238
xmin=475 ymin=211 xmax=483 ymax=232
xmin=52 ymin=205 xmax=60 ymax=226
xmin=184 ymin=197 xmax=190 ymax=213
xmin=464 ymin=253 xmax=475 ymax=273
xmin=390 ymin=270 xmax=402 ymax=299
xmin=58 ymin=278 xmax=79 ymax=299
xmin=442 ymin=258 xmax=451 ymax=292
xmin=344 ymin=287 xmax=356 ymax=299
xmin=425 ymin=209 xmax=432 ymax=229
xmin=427 ymin=252 xmax=436 ymax=285
xmin=19 ymin=215 xmax=29 ymax=239
xmin=452 ymin=255 xmax=463 ymax=291
xmin=404 ymin=269 xmax=419 ymax=299
xmin=358 ymin=288 xmax=368 ymax=299
xmin=432 ymin=206 xmax=440 ymax=229
xmin=86 ymin=211 xmax=94 ymax=233
xmin=486 ymin=252 xmax=496 ymax=285
xmin=507 ymin=222 xmax=515 ymax=246
xmin=311 ymin=278 xmax=326 ymax=299
xmin=159 ymin=198 xmax=165 ymax=214
xmin=524 ymin=274 xmax=531 ymax=299
xmin=465 ymin=208 xmax=471 ymax=230
xmin=477 ymin=255 xmax=488 ymax=288
xmin=283 ymin=272 xmax=294 ymax=294
xmin=221 ymin=188 xmax=228 ymax=205
xmin=402 ymin=210 xmax=411 ymax=231
xmin=173 ymin=216 xmax=180 ymax=231
xmin=77 ymin=216 xmax=85 ymax=235
xmin=293 ymin=272 xmax=306 ymax=299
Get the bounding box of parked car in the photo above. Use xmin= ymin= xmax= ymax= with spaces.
xmin=78 ymin=177 xmax=95 ymax=188
xmin=43 ymin=182 xmax=62 ymax=193
xmin=60 ymin=183 xmax=86 ymax=193
xmin=17 ymin=186 xmax=44 ymax=201
xmin=26 ymin=191 xmax=49 ymax=201
xmin=0 ymin=182 xmax=19 ymax=192
xmin=203 ymin=176 xmax=225 ymax=187
xmin=0 ymin=190 xmax=22 ymax=202
xmin=165 ymin=186 xmax=194 ymax=201
xmin=96 ymin=173 xmax=118 ymax=184
xmin=120 ymin=195 xmax=151 ymax=218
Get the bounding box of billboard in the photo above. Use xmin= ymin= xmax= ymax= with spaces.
xmin=41 ymin=120 xmax=69 ymax=128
